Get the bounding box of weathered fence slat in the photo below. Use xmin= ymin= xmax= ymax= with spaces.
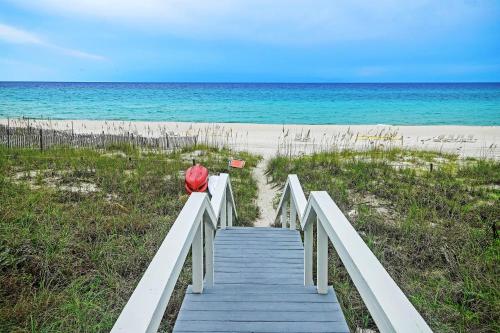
xmin=0 ymin=124 xmax=197 ymax=151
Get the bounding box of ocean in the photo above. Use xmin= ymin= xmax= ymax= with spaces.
xmin=0 ymin=82 xmax=499 ymax=125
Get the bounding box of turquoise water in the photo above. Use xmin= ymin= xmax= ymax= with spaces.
xmin=0 ymin=82 xmax=499 ymax=125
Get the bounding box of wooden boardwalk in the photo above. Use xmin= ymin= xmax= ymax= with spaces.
xmin=173 ymin=227 xmax=349 ymax=333
xmin=112 ymin=175 xmax=432 ymax=333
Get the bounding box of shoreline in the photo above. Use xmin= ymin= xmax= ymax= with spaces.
xmin=1 ymin=118 xmax=499 ymax=159
xmin=2 ymin=116 xmax=499 ymax=127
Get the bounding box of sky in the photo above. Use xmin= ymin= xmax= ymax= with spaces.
xmin=0 ymin=0 xmax=499 ymax=82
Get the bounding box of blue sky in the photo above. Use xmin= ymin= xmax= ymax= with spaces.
xmin=0 ymin=0 xmax=499 ymax=82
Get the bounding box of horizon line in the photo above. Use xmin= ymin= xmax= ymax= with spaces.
xmin=1 ymin=80 xmax=500 ymax=84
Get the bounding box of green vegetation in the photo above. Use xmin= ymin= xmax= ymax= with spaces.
xmin=0 ymin=145 xmax=260 ymax=332
xmin=267 ymin=148 xmax=499 ymax=333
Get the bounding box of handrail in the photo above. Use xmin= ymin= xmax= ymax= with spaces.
xmin=275 ymin=175 xmax=307 ymax=227
xmin=111 ymin=173 xmax=237 ymax=333
xmin=276 ymin=174 xmax=432 ymax=333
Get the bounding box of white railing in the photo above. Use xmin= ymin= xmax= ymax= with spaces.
xmin=111 ymin=173 xmax=237 ymax=333
xmin=276 ymin=175 xmax=433 ymax=333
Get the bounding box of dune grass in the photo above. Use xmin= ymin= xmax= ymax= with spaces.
xmin=0 ymin=144 xmax=260 ymax=333
xmin=267 ymin=148 xmax=499 ymax=333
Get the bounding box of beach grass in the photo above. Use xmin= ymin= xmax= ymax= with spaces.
xmin=267 ymin=148 xmax=499 ymax=333
xmin=0 ymin=144 xmax=260 ymax=332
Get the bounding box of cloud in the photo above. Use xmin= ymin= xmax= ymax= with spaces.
xmin=0 ymin=23 xmax=43 ymax=44
xmin=52 ymin=46 xmax=105 ymax=61
xmin=0 ymin=23 xmax=105 ymax=60
xmin=9 ymin=0 xmax=498 ymax=45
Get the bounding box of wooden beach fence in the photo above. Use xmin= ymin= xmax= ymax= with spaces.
xmin=0 ymin=124 xmax=197 ymax=151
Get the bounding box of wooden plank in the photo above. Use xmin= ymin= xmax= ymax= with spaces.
xmin=215 ymin=251 xmax=302 ymax=257
xmin=186 ymin=285 xmax=328 ymax=294
xmin=180 ymin=300 xmax=341 ymax=312
xmin=214 ymin=261 xmax=303 ymax=267
xmin=215 ymin=238 xmax=302 ymax=243
xmin=214 ymin=278 xmax=303 ymax=285
xmin=219 ymin=229 xmax=298 ymax=234
xmin=215 ymin=267 xmax=303 ymax=273
xmin=215 ymin=245 xmax=304 ymax=251
xmin=214 ymin=249 xmax=303 ymax=255
xmin=215 ymin=242 xmax=303 ymax=248
xmin=215 ymin=238 xmax=301 ymax=243
xmin=215 ymin=257 xmax=302 ymax=264
xmin=215 ymin=251 xmax=303 ymax=257
xmin=215 ymin=276 xmax=303 ymax=284
xmin=214 ymin=272 xmax=304 ymax=279
xmin=218 ymin=228 xmax=299 ymax=233
xmin=173 ymin=320 xmax=349 ymax=332
xmin=216 ymin=228 xmax=299 ymax=234
xmin=215 ymin=252 xmax=303 ymax=259
xmin=215 ymin=257 xmax=303 ymax=264
xmin=218 ymin=235 xmax=295 ymax=241
xmin=221 ymin=227 xmax=296 ymax=231
xmin=215 ymin=235 xmax=301 ymax=241
xmin=214 ymin=262 xmax=303 ymax=269
xmin=217 ymin=256 xmax=304 ymax=263
xmin=214 ymin=241 xmax=302 ymax=246
xmin=215 ymin=263 xmax=303 ymax=273
xmin=176 ymin=310 xmax=343 ymax=322
xmin=217 ymin=229 xmax=299 ymax=234
xmin=183 ymin=293 xmax=339 ymax=303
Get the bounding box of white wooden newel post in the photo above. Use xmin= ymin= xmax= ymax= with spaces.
xmin=192 ymin=219 xmax=204 ymax=293
xmin=227 ymin=193 xmax=233 ymax=227
xmin=289 ymin=198 xmax=296 ymax=230
xmin=304 ymin=221 xmax=314 ymax=286
xmin=281 ymin=196 xmax=288 ymax=228
xmin=204 ymin=215 xmax=214 ymax=288
xmin=220 ymin=191 xmax=227 ymax=229
xmin=317 ymin=217 xmax=328 ymax=294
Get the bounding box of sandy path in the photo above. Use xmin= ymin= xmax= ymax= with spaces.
xmin=253 ymin=159 xmax=278 ymax=227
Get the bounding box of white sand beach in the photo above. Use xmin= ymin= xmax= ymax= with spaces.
xmin=1 ymin=118 xmax=498 ymax=159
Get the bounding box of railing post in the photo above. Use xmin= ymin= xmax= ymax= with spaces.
xmin=204 ymin=215 xmax=214 ymax=288
xmin=227 ymin=191 xmax=233 ymax=227
xmin=192 ymin=218 xmax=204 ymax=293
xmin=317 ymin=217 xmax=328 ymax=294
xmin=7 ymin=118 xmax=10 ymax=148
xmin=39 ymin=128 xmax=43 ymax=151
xmin=304 ymin=220 xmax=314 ymax=286
xmin=289 ymin=197 xmax=296 ymax=230
xmin=220 ymin=190 xmax=227 ymax=229
xmin=280 ymin=195 xmax=288 ymax=228
xmin=7 ymin=127 xmax=10 ymax=148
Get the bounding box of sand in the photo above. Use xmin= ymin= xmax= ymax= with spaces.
xmin=253 ymin=159 xmax=278 ymax=227
xmin=2 ymin=118 xmax=498 ymax=159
